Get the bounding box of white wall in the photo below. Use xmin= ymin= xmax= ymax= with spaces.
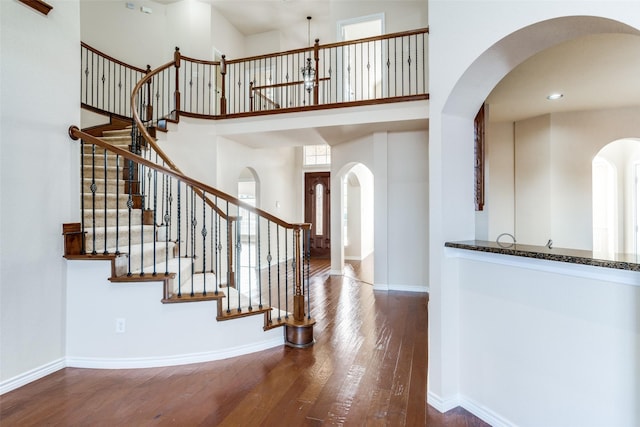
xmin=387 ymin=130 xmax=429 ymax=290
xmin=485 ymin=120 xmax=515 ymax=240
xmin=243 ymin=1 xmax=428 ymax=55
xmin=210 ymin=5 xmax=245 ymax=58
xmin=166 ymin=1 xmax=212 ymax=60
xmin=344 ymin=163 xmax=374 ymax=261
xmin=0 ymin=0 xmax=80 ymax=389
xmin=331 ymin=130 xmax=428 ymax=291
xmin=486 ymin=106 xmax=640 ymax=250
xmin=456 ymin=252 xmax=640 ymax=427
xmin=515 ymin=114 xmax=551 ymax=246
xmin=215 ymin=136 xmax=300 ymax=224
xmin=80 ymin=0 xmax=169 ymax=68
xmin=157 ymin=117 xmax=218 ymax=187
xmin=65 ymin=261 xmax=281 ymax=367
xmin=430 ymin=1 xmax=640 ymax=425
xmin=80 ymin=0 xmax=244 ymax=69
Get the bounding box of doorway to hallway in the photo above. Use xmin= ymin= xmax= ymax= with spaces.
xmin=305 ymin=172 xmax=330 ymax=258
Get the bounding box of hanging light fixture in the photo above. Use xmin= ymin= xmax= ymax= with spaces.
xmin=301 ymin=16 xmax=316 ymax=93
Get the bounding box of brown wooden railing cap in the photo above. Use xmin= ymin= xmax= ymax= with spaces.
xmin=81 ymin=42 xmax=147 ymax=74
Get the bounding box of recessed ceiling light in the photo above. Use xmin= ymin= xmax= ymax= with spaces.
xmin=546 ymin=93 xmax=563 ymax=100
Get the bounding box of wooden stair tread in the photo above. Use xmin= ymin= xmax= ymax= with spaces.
xmin=110 ymin=272 xmax=176 ymax=283
xmin=162 ymin=292 xmax=224 ymax=304
xmin=216 ymin=305 xmax=271 ymax=321
xmin=64 ymin=253 xmax=119 ymax=261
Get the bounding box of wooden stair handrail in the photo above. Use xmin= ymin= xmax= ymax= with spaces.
xmin=224 ymin=27 xmax=428 ymax=64
xmin=81 ymin=42 xmax=148 ymax=74
xmin=129 ymin=60 xmax=232 ymax=219
xmin=68 ymin=125 xmax=310 ymax=231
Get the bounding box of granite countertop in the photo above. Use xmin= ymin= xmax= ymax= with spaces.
xmin=444 ymin=240 xmax=640 ymax=272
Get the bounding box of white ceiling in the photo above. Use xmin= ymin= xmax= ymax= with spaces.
xmin=487 ymin=32 xmax=640 ymax=123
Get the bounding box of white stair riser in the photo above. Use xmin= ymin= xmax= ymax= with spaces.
xmin=113 ymin=242 xmax=177 ymax=276
xmin=83 ymin=209 xmax=143 ymax=227
xmin=85 ymin=225 xmax=156 ymax=251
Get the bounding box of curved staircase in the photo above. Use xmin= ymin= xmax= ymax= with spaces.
xmin=64 ymin=126 xmax=315 ymax=360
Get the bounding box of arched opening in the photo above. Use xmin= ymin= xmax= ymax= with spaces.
xmin=237 ymin=167 xmax=260 ymax=287
xmin=592 ymin=138 xmax=640 ymax=255
xmin=431 ymin=14 xmax=640 ymax=410
xmin=338 ymin=163 xmax=374 ymax=283
xmin=592 ymin=156 xmax=617 ymax=256
xmin=462 ymin=18 xmax=640 ymax=249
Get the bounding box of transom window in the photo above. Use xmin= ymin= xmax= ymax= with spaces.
xmin=304 ymin=145 xmax=331 ymax=166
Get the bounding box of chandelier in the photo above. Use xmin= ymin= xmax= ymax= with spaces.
xmin=301 ymin=16 xmax=316 ymax=93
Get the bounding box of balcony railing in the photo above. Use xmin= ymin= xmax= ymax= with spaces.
xmin=81 ymin=42 xmax=149 ymax=120
xmin=81 ymin=28 xmax=428 ymax=122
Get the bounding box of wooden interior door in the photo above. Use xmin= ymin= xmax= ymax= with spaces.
xmin=305 ymin=172 xmax=330 ymax=258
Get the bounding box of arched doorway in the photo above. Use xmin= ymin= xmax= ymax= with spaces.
xmin=338 ymin=162 xmax=374 ymax=283
xmin=430 ymin=12 xmax=640 ymax=414
xmin=592 ymin=138 xmax=640 ymax=255
xmin=237 ymin=167 xmax=260 ymax=288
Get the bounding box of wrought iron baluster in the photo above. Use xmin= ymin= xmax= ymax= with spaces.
xmin=164 ymin=173 xmax=171 ymax=276
xmin=215 ymin=196 xmax=220 ymax=296
xmin=306 ymin=227 xmax=311 ymax=319
xmin=115 ymin=154 xmax=120 ymax=255
xmin=103 ymin=147 xmax=108 ymax=255
xmin=257 ymin=216 xmax=262 ymax=309
xmin=267 ymin=221 xmax=272 ymax=325
xmin=401 ymin=37 xmax=405 ymax=96
xmin=407 ymin=35 xmax=411 ymax=95
xmin=285 ymin=227 xmax=289 ymax=319
xmin=80 ymin=140 xmax=86 ymax=254
xmin=177 ymin=180 xmax=182 ymax=297
xmin=226 ymin=200 xmax=231 ymax=314
xmin=422 ymin=33 xmax=429 ymax=93
xmin=276 ymin=224 xmax=281 ymax=321
xmin=126 ymin=158 xmax=134 ymax=276
xmin=247 ymin=211 xmax=252 ymax=311
xmin=90 ymin=144 xmax=97 ymax=255
xmin=202 ymin=191 xmax=207 ymax=296
xmin=152 ymin=165 xmax=158 ymax=276
xmin=190 ymin=188 xmax=196 ymax=296
xmin=236 ymin=214 xmax=241 ymax=312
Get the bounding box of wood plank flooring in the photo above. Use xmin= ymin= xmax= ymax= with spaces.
xmin=0 ymin=258 xmax=488 ymax=426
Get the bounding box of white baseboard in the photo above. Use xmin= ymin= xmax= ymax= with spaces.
xmin=66 ymin=336 xmax=283 ymax=369
xmin=373 ymin=283 xmax=429 ymax=293
xmin=458 ymin=394 xmax=516 ymax=427
xmin=427 ymin=390 xmax=460 ymax=413
xmin=428 ymin=391 xmax=516 ymax=427
xmin=1 ymin=358 xmax=66 ymax=395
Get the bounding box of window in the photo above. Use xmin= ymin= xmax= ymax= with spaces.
xmin=315 ymin=183 xmax=324 ymax=236
xmin=304 ymin=144 xmax=331 ymax=166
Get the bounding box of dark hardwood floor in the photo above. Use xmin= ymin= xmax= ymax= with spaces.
xmin=0 ymin=258 xmax=488 ymax=426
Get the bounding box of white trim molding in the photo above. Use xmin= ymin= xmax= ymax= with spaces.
xmin=1 ymin=358 xmax=66 ymax=395
xmin=428 ymin=391 xmax=516 ymax=427
xmin=374 ymin=283 xmax=429 ymax=293
xmin=66 ymin=337 xmax=283 ymax=370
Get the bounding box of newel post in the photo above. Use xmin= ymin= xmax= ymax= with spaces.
xmin=313 ymin=38 xmax=320 ymax=105
xmin=293 ymin=226 xmax=305 ymax=321
xmin=249 ymin=80 xmax=254 ymax=112
xmin=174 ymin=47 xmax=181 ymax=119
xmin=145 ymin=65 xmax=153 ymax=122
xmin=220 ymin=54 xmax=227 ymax=116
xmin=285 ymin=224 xmax=315 ymax=348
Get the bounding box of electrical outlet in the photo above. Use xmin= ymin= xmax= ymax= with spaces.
xmin=116 ymin=318 xmax=126 ymax=333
